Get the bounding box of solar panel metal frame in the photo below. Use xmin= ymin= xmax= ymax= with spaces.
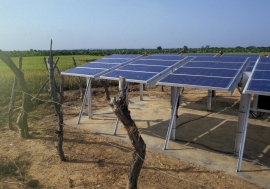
xmin=243 ymin=59 xmax=270 ymax=96
xmin=100 ymin=57 xmax=192 ymax=86
xmin=61 ymin=55 xmax=143 ymax=79
xmin=156 ymin=58 xmax=249 ymax=92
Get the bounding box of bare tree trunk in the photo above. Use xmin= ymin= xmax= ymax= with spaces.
xmin=46 ymin=40 xmax=65 ymax=161
xmin=110 ymin=77 xmax=146 ymax=189
xmin=8 ymin=57 xmax=22 ymax=130
xmin=161 ymin=85 xmax=164 ymax=92
xmin=0 ymin=51 xmax=32 ymax=138
xmin=72 ymin=57 xmax=84 ymax=101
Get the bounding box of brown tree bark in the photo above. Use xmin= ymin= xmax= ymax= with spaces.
xmin=46 ymin=40 xmax=65 ymax=161
xmin=100 ymin=79 xmax=111 ymax=101
xmin=8 ymin=57 xmax=22 ymax=130
xmin=110 ymin=77 xmax=146 ymax=189
xmin=0 ymin=51 xmax=32 ymax=138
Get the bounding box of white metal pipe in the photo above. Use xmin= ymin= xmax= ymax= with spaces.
xmin=237 ymin=94 xmax=251 ymax=172
xmin=140 ymin=83 xmax=143 ymax=100
xmin=87 ymin=78 xmax=92 ymax=119
xmin=77 ymin=77 xmax=91 ymax=124
xmin=164 ymin=87 xmax=180 ymax=150
xmin=113 ymin=119 xmax=120 ymax=135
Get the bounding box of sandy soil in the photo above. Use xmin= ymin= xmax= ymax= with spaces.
xmin=0 ymin=84 xmax=266 ymax=188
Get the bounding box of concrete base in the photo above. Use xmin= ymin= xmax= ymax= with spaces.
xmin=65 ymin=96 xmax=270 ymax=188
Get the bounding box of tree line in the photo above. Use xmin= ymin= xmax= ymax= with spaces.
xmin=4 ymin=45 xmax=270 ymax=57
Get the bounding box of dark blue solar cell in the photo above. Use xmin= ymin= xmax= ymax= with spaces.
xmin=173 ymin=68 xmax=238 ymax=77
xmin=248 ymin=61 xmax=256 ymax=67
xmin=153 ymin=53 xmax=179 ymax=56
xmin=184 ymin=61 xmax=243 ymax=69
xmin=143 ymin=56 xmax=184 ymax=60
xmin=256 ymin=63 xmax=270 ymax=70
xmin=252 ymin=71 xmax=270 ymax=79
xmin=106 ymin=54 xmax=140 ymax=59
xmin=259 ymin=58 xmax=270 ymax=63
xmin=221 ymin=54 xmax=260 ymax=58
xmin=192 ymin=57 xmax=247 ymax=62
xmin=245 ymin=67 xmax=254 ymax=72
xmin=130 ymin=59 xmax=178 ymax=66
xmin=185 ymin=53 xmax=216 ymax=57
xmin=118 ymin=65 xmax=167 ymax=73
xmin=159 ymin=74 xmax=231 ymax=88
xmin=103 ymin=70 xmax=156 ymax=81
xmin=248 ymin=80 xmax=270 ymax=93
xmin=62 ymin=68 xmax=105 ymax=76
xmin=93 ymin=58 xmax=130 ymax=63
xmin=79 ymin=63 xmax=118 ymax=69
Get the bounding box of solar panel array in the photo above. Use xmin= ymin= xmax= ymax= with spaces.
xmin=100 ymin=55 xmax=190 ymax=85
xmin=184 ymin=53 xmax=216 ymax=57
xmin=61 ymin=54 xmax=141 ymax=78
xmin=244 ymin=57 xmax=270 ymax=95
xmin=157 ymin=57 xmax=249 ymax=92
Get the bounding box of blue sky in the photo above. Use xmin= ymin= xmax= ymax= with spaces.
xmin=1 ymin=0 xmax=270 ymax=50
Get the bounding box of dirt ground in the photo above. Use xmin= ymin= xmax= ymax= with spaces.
xmin=0 ymin=84 xmax=267 ymax=188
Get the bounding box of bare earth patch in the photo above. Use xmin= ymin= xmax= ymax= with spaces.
xmin=0 ymin=85 xmax=265 ymax=188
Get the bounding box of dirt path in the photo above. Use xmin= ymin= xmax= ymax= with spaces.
xmin=0 ymin=85 xmax=266 ymax=188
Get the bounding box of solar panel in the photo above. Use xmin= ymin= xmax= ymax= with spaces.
xmin=192 ymin=57 xmax=247 ymax=62
xmin=130 ymin=59 xmax=179 ymax=67
xmin=105 ymin=54 xmax=140 ymax=59
xmin=173 ymin=68 xmax=238 ymax=77
xmin=244 ymin=60 xmax=270 ymax=95
xmin=61 ymin=67 xmax=106 ymax=77
xmin=184 ymin=61 xmax=243 ymax=69
xmin=143 ymin=55 xmax=184 ymax=61
xmin=61 ymin=54 xmax=142 ymax=78
xmin=157 ymin=56 xmax=248 ymax=91
xmin=245 ymin=67 xmax=253 ymax=72
xmin=221 ymin=54 xmax=260 ymax=58
xmin=118 ymin=65 xmax=168 ymax=73
xmin=79 ymin=63 xmax=119 ymax=69
xmin=99 ymin=55 xmax=191 ymax=85
xmin=158 ymin=74 xmax=232 ymax=88
xmin=101 ymin=70 xmax=157 ymax=82
xmin=93 ymin=59 xmax=130 ymax=64
xmin=259 ymin=58 xmax=270 ymax=63
xmin=185 ymin=53 xmax=216 ymax=57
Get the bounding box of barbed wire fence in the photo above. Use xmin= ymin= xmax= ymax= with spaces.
xmin=2 ymin=89 xmax=270 ymax=188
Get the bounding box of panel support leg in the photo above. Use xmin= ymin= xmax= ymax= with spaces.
xmin=140 ymin=83 xmax=143 ymax=100
xmin=87 ymin=78 xmax=92 ymax=119
xmin=77 ymin=77 xmax=91 ymax=124
xmin=234 ymin=94 xmax=251 ymax=172
xmin=207 ymin=90 xmax=212 ymax=111
xmin=164 ymin=87 xmax=180 ymax=150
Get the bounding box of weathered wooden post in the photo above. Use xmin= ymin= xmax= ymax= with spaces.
xmin=0 ymin=51 xmax=32 ymax=138
xmin=46 ymin=40 xmax=65 ymax=161
xmin=110 ymin=76 xmax=146 ymax=189
xmin=8 ymin=57 xmax=22 ymax=130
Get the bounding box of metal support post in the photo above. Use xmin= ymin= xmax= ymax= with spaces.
xmin=77 ymin=77 xmax=91 ymax=124
xmin=207 ymin=90 xmax=212 ymax=111
xmin=164 ymin=87 xmax=180 ymax=150
xmin=140 ymin=83 xmax=143 ymax=100
xmin=236 ymin=94 xmax=251 ymax=172
xmin=87 ymin=78 xmax=92 ymax=119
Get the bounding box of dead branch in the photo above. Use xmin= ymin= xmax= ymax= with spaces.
xmin=0 ymin=51 xmax=32 ymax=138
xmin=110 ymin=76 xmax=146 ymax=189
xmin=8 ymin=57 xmax=22 ymax=130
xmin=47 ymin=40 xmax=65 ymax=161
xmin=100 ymin=79 xmax=111 ymax=101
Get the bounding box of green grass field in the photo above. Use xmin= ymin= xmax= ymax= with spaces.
xmin=0 ymin=55 xmax=104 ymax=99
